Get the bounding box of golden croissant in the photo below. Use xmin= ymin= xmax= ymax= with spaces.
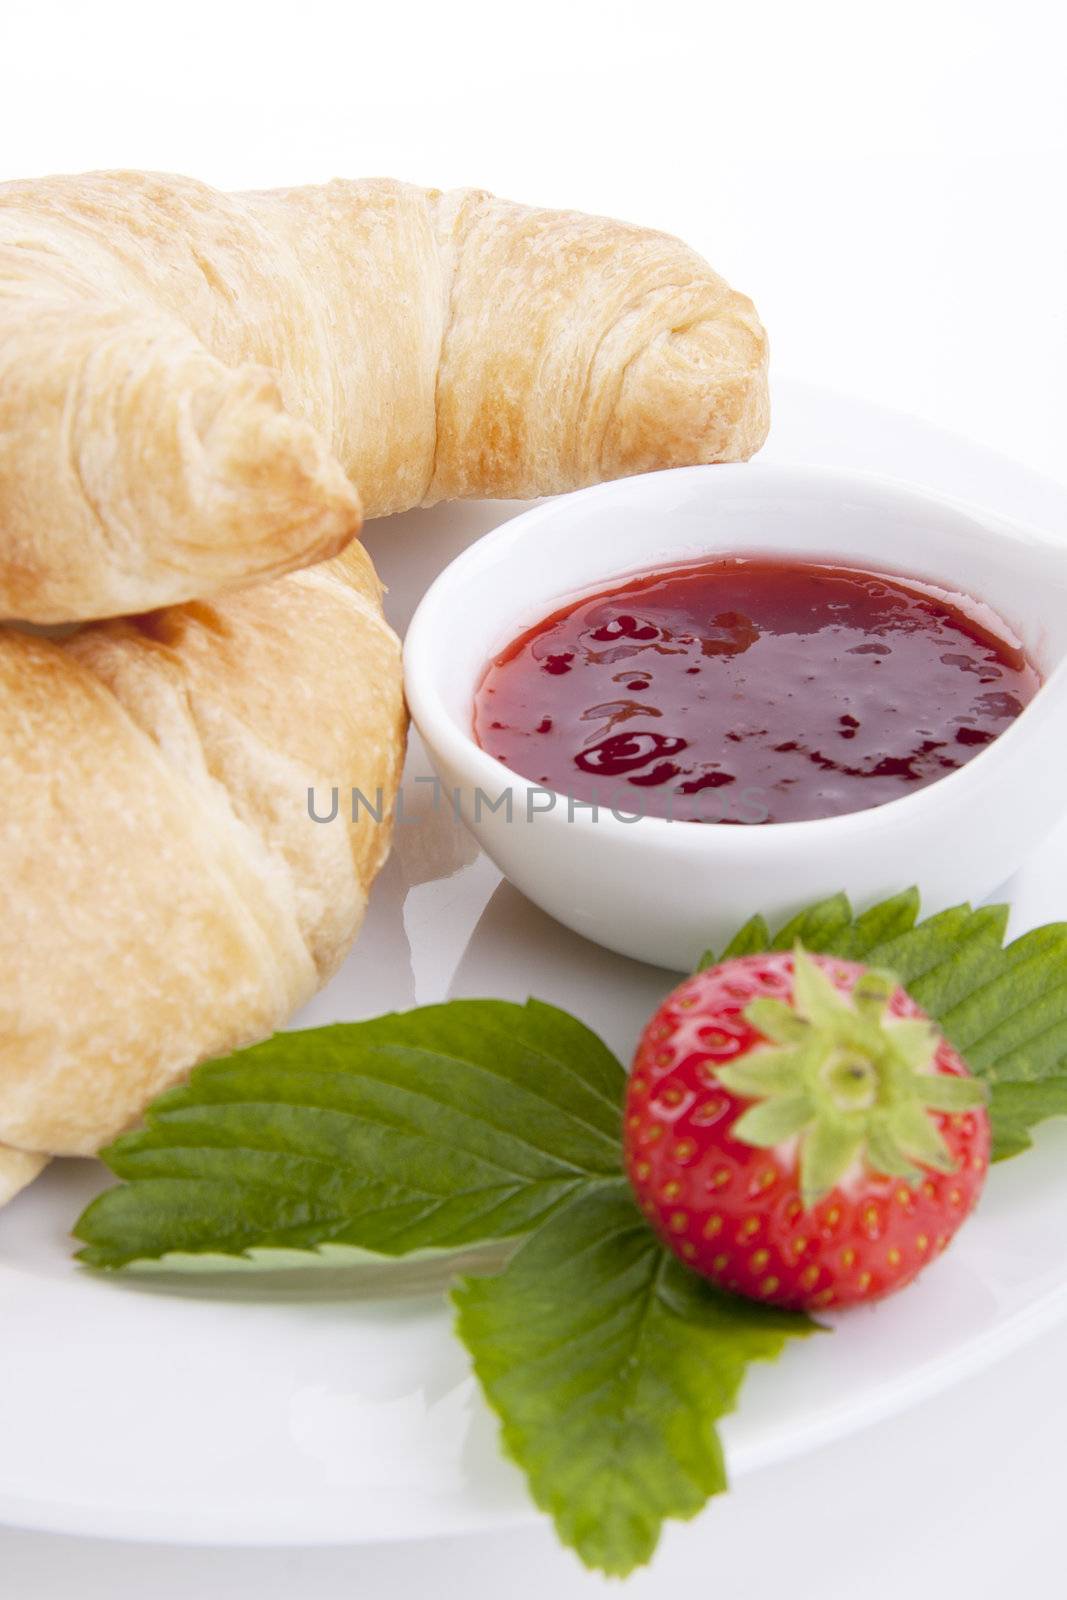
xmin=0 ymin=170 xmax=769 ymax=623
xmin=0 ymin=540 xmax=405 ymax=1180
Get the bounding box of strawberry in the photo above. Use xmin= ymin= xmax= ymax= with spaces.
xmin=623 ymin=946 xmax=990 ymax=1310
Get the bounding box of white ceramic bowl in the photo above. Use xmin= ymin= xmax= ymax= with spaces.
xmin=404 ymin=463 xmax=1067 ymax=970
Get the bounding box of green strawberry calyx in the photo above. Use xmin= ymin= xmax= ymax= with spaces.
xmin=714 ymin=945 xmax=988 ymax=1208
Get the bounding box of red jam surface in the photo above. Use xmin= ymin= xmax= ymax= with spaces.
xmin=473 ymin=556 xmax=1040 ymax=824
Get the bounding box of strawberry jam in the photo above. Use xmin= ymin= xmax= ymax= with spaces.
xmin=473 ymin=557 xmax=1040 ymax=824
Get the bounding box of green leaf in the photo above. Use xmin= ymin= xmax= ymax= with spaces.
xmin=841 ymin=887 xmax=923 ymax=957
xmin=767 ymin=892 xmax=856 ymax=954
xmin=707 ymin=891 xmax=1067 ymax=1161
xmin=452 ymin=1186 xmax=814 ymax=1576
xmin=74 ymin=999 xmax=627 ymax=1269
xmin=870 ymin=904 xmax=1011 ymax=1012
xmin=75 ymin=994 xmax=817 ymax=1575
xmin=699 ymin=888 xmax=920 ymax=970
xmin=987 ymin=1080 xmax=1067 ymax=1160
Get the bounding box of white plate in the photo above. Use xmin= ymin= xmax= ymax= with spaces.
xmin=3 ymin=380 xmax=1067 ymax=1547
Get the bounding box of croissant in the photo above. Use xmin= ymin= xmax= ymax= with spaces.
xmin=0 ymin=539 xmax=405 ymax=1162
xmin=0 ymin=170 xmax=769 ymax=623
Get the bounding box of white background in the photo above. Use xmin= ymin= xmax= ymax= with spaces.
xmin=2 ymin=1 xmax=1065 ymax=1595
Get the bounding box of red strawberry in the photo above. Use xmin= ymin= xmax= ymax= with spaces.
xmin=624 ymin=946 xmax=990 ymax=1310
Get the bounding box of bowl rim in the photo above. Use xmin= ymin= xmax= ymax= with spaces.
xmin=403 ymin=461 xmax=1067 ymax=848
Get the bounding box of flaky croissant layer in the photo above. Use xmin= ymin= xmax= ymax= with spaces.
xmin=0 ymin=171 xmax=769 ymax=623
